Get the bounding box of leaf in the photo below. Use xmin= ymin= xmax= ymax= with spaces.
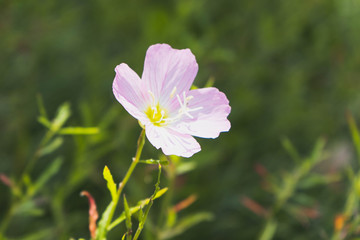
xmin=159 ymin=212 xmax=214 ymax=239
xmin=298 ymin=173 xmax=341 ymax=189
xmin=281 ymin=137 xmax=301 ymax=163
xmin=139 ymin=159 xmax=169 ymax=165
xmin=259 ymin=218 xmax=278 ymax=240
xmin=12 ymin=228 xmax=53 ymax=240
xmin=108 ymin=188 xmax=168 ymax=231
xmin=96 ymin=202 xmax=115 ymax=240
xmin=37 ymin=116 xmax=51 ymax=128
xmin=51 ymin=102 xmax=71 ymax=132
xmin=123 ymin=195 xmax=132 ymax=234
xmin=347 ymin=111 xmax=360 ymax=162
xmin=103 ymin=166 xmax=117 ymax=201
xmin=13 ymin=200 xmax=44 ymax=217
xmin=36 ymin=94 xmax=48 ymax=119
xmin=81 ymin=191 xmax=99 ymax=239
xmin=176 ymin=162 xmax=196 ymax=175
xmin=59 ymin=127 xmax=100 ymax=135
xmin=38 ymin=137 xmax=63 ymax=157
xmin=27 ymin=157 xmax=63 ymax=198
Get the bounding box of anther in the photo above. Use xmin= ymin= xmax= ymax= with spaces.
xmin=170 ymin=87 xmax=177 ymax=98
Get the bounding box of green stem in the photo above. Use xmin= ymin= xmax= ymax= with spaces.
xmin=133 ymin=164 xmax=162 ymax=240
xmin=157 ymin=157 xmax=175 ymax=229
xmin=99 ymin=129 xmax=146 ymax=240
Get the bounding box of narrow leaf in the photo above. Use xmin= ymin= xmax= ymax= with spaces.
xmin=139 ymin=159 xmax=169 ymax=165
xmin=103 ymin=166 xmax=117 ymax=201
xmin=123 ymin=195 xmax=132 ymax=238
xmin=159 ymin=212 xmax=214 ymax=239
xmin=38 ymin=137 xmax=63 ymax=157
xmin=59 ymin=127 xmax=100 ymax=135
xmin=347 ymin=111 xmax=360 ymax=162
xmin=37 ymin=116 xmax=51 ymax=128
xmin=81 ymin=191 xmax=99 ymax=239
xmin=36 ymin=94 xmax=48 ymax=119
xmin=96 ymin=202 xmax=115 ymax=240
xmin=108 ymin=188 xmax=168 ymax=231
xmin=281 ymin=137 xmax=301 ymax=163
xmin=51 ymin=102 xmax=71 ymax=132
xmin=259 ymin=218 xmax=278 ymax=240
xmin=28 ymin=157 xmax=63 ymax=197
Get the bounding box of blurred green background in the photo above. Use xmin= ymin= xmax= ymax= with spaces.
xmin=1 ymin=0 xmax=360 ymax=239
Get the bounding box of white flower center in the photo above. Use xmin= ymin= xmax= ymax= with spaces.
xmin=145 ymin=89 xmax=202 ymax=126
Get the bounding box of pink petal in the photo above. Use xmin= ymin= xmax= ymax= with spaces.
xmin=145 ymin=124 xmax=201 ymax=158
xmin=173 ymin=87 xmax=231 ymax=138
xmin=141 ymin=44 xmax=198 ymax=106
xmin=113 ymin=64 xmax=148 ymax=122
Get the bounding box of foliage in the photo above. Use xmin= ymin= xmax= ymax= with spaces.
xmin=1 ymin=0 xmax=360 ymax=239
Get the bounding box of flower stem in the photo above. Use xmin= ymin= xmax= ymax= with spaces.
xmin=98 ymin=129 xmax=145 ymax=239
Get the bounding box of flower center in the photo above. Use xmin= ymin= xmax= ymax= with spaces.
xmin=145 ymin=90 xmax=203 ymax=127
xmin=145 ymin=104 xmax=168 ymax=126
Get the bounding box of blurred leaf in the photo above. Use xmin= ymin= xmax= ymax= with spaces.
xmin=298 ymin=173 xmax=341 ymax=189
xmin=281 ymin=137 xmax=301 ymax=163
xmin=51 ymin=102 xmax=71 ymax=132
xmin=204 ymin=76 xmax=215 ymax=88
xmin=176 ymin=162 xmax=196 ymax=175
xmin=13 ymin=228 xmax=54 ymax=240
xmin=27 ymin=157 xmax=63 ymax=198
xmin=58 ymin=127 xmax=100 ymax=135
xmin=166 ymin=208 xmax=177 ymax=228
xmin=139 ymin=159 xmax=169 ymax=165
xmin=159 ymin=212 xmax=214 ymax=239
xmin=38 ymin=137 xmax=63 ymax=157
xmin=347 ymin=111 xmax=360 ymax=162
xmin=37 ymin=116 xmax=51 ymax=128
xmin=103 ymin=165 xmax=117 ymax=201
xmin=36 ymin=94 xmax=48 ymax=119
xmin=259 ymin=218 xmax=278 ymax=240
xmin=14 ymin=200 xmax=44 ymax=217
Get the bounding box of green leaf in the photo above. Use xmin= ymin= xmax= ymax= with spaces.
xmin=176 ymin=162 xmax=196 ymax=175
xmin=14 ymin=200 xmax=45 ymax=217
xmin=281 ymin=137 xmax=301 ymax=163
xmin=166 ymin=208 xmax=177 ymax=228
xmin=159 ymin=212 xmax=214 ymax=239
xmin=123 ymin=195 xmax=132 ymax=233
xmin=38 ymin=137 xmax=63 ymax=157
xmin=259 ymin=218 xmax=278 ymax=240
xmin=37 ymin=116 xmax=51 ymax=128
xmin=204 ymin=76 xmax=215 ymax=88
xmin=36 ymin=94 xmax=48 ymax=119
xmin=51 ymin=102 xmax=71 ymax=132
xmin=139 ymin=159 xmax=169 ymax=165
xmin=12 ymin=228 xmax=53 ymax=240
xmin=58 ymin=127 xmax=100 ymax=135
xmin=96 ymin=202 xmax=115 ymax=240
xmin=103 ymin=166 xmax=117 ymax=201
xmin=347 ymin=111 xmax=360 ymax=162
xmin=298 ymin=173 xmax=341 ymax=189
xmin=27 ymin=157 xmax=63 ymax=198
xmin=108 ymin=188 xmax=168 ymax=231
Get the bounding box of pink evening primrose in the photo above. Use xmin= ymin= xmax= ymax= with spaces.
xmin=113 ymin=44 xmax=231 ymax=158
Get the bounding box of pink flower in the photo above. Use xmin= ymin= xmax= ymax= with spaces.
xmin=113 ymin=44 xmax=231 ymax=157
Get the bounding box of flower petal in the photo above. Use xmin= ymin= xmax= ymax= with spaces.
xmin=142 ymin=44 xmax=198 ymax=106
xmin=172 ymin=87 xmax=231 ymax=138
xmin=145 ymin=124 xmax=201 ymax=158
xmin=113 ymin=64 xmax=148 ymax=121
